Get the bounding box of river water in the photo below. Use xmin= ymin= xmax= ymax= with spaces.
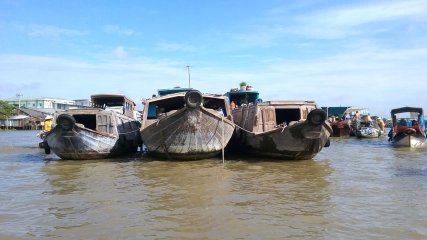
xmin=0 ymin=130 xmax=426 ymax=239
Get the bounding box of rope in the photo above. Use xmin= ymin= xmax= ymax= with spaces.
xmin=234 ymin=123 xmax=254 ymax=134
xmin=222 ymin=116 xmax=225 ymax=165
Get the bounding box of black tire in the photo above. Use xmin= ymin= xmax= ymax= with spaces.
xmin=324 ymin=138 xmax=330 ymax=147
xmin=44 ymin=142 xmax=51 ymax=154
xmin=56 ymin=114 xmax=76 ymax=131
xmin=184 ymin=90 xmax=203 ymax=108
xmin=307 ymin=109 xmax=327 ymax=126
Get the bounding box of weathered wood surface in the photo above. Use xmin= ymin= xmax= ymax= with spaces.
xmin=238 ymin=121 xmax=331 ymax=160
xmin=45 ymin=110 xmax=141 ymax=160
xmin=231 ymin=101 xmax=332 ymax=160
xmin=140 ymin=107 xmax=235 ymax=160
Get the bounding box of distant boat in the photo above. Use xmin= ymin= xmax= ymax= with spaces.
xmin=355 ymin=115 xmax=383 ymax=138
xmin=44 ymin=94 xmax=142 ymax=160
xmin=140 ymin=88 xmax=235 ymax=160
xmin=225 ymin=90 xmax=332 ymax=160
xmin=388 ymin=107 xmax=427 ymax=148
xmin=356 ymin=126 xmax=383 ymax=138
xmin=331 ymin=120 xmax=352 ymax=137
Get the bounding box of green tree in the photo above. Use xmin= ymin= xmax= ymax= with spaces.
xmin=0 ymin=101 xmax=16 ymax=119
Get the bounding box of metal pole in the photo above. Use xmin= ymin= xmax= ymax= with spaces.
xmin=186 ymin=65 xmax=191 ymax=88
xmin=16 ymin=94 xmax=23 ymax=108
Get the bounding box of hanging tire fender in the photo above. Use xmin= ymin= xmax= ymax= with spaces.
xmin=307 ymin=109 xmax=327 ymax=126
xmin=184 ymin=90 xmax=203 ymax=108
xmin=56 ymin=114 xmax=76 ymax=131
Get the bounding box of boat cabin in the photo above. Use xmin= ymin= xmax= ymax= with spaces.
xmin=391 ymin=107 xmax=425 ymax=135
xmin=142 ymin=91 xmax=231 ymax=128
xmin=232 ymin=100 xmax=318 ymax=133
xmin=52 ymin=108 xmax=137 ymax=136
xmin=91 ymin=94 xmax=136 ymax=119
xmin=224 ymin=90 xmax=261 ymax=107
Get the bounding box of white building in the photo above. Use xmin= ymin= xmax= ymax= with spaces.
xmin=4 ymin=96 xmax=83 ymax=110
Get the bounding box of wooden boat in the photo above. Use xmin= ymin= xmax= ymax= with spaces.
xmin=356 ymin=126 xmax=383 ymax=138
xmin=355 ymin=115 xmax=383 ymax=138
xmin=140 ymin=88 xmax=235 ymax=160
xmin=225 ymin=90 xmax=332 ymax=160
xmin=43 ymin=94 xmax=142 ymax=160
xmin=331 ymin=120 xmax=352 ymax=137
xmin=388 ymin=107 xmax=427 ymax=148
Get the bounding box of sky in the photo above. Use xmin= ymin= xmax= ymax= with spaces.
xmin=1 ymin=0 xmax=426 ymax=117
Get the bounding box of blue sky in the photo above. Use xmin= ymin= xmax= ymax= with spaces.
xmin=1 ymin=0 xmax=426 ymax=117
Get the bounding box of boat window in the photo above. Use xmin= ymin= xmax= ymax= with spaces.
xmin=203 ymin=98 xmax=227 ymax=116
xmin=92 ymin=96 xmax=125 ymax=108
xmin=227 ymin=92 xmax=259 ymax=106
xmin=147 ymin=96 xmax=185 ymax=119
xmin=275 ymin=109 xmax=301 ymax=125
xmin=73 ymin=114 xmax=96 ymax=130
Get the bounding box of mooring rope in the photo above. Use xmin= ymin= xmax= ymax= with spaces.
xmin=234 ymin=123 xmax=254 ymax=134
xmin=222 ymin=116 xmax=225 ymax=165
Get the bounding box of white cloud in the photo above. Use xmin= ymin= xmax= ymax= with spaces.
xmin=25 ymin=24 xmax=89 ymax=38
xmin=104 ymin=25 xmax=138 ymax=36
xmin=156 ymin=41 xmax=196 ymax=52
xmin=0 ymin=54 xmax=191 ymax=107
xmin=230 ymin=0 xmax=427 ymax=48
xmin=113 ymin=46 xmax=127 ymax=59
xmin=284 ymin=0 xmax=427 ymax=39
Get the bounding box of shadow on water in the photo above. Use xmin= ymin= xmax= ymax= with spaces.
xmin=127 ymin=156 xmax=333 ymax=239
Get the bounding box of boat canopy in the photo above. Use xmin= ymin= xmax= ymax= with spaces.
xmin=224 ymin=91 xmax=261 ymax=105
xmin=391 ymin=107 xmax=423 ymax=115
xmin=157 ymin=88 xmax=193 ymax=96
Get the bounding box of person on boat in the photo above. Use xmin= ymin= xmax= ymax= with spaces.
xmin=351 ymin=111 xmax=361 ymax=131
xmin=36 ymin=115 xmax=53 ymax=139
xmin=353 ymin=111 xmax=360 ymax=122
xmin=363 ymin=115 xmax=373 ymax=127
xmin=399 ymin=118 xmax=407 ymax=126
xmin=230 ymin=101 xmax=236 ymax=110
xmin=344 ymin=112 xmax=351 ymax=120
xmin=43 ymin=116 xmax=53 ymax=132
xmin=377 ymin=118 xmax=385 ymax=131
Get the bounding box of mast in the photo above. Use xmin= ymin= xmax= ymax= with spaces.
xmin=185 ymin=65 xmax=191 ymax=88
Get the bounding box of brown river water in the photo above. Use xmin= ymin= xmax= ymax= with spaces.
xmin=0 ymin=130 xmax=426 ymax=239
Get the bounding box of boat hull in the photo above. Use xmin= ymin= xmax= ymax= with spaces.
xmin=46 ymin=126 xmax=118 ymax=159
xmin=331 ymin=120 xmax=351 ymax=137
xmin=141 ymin=107 xmax=235 ymax=160
xmin=391 ymin=133 xmax=427 ymax=148
xmin=238 ymin=122 xmax=332 ymax=160
xmin=45 ymin=112 xmax=141 ymax=160
xmin=356 ymin=127 xmax=383 ymax=138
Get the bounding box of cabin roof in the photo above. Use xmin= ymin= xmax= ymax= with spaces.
xmin=391 ymin=107 xmax=423 ymax=115
xmin=157 ymin=88 xmax=193 ymax=96
xmin=321 ymin=107 xmax=350 ymax=116
xmin=146 ymin=92 xmax=226 ymax=104
xmin=90 ymin=94 xmax=136 ymax=106
xmin=258 ymin=100 xmax=317 ymax=106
